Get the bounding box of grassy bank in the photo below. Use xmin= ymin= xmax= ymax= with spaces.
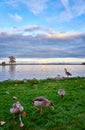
xmin=0 ymin=77 xmax=85 ymax=130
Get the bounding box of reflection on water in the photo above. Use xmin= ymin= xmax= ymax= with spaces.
xmin=0 ymin=65 xmax=85 ymax=81
xmin=9 ymin=65 xmax=16 ymax=78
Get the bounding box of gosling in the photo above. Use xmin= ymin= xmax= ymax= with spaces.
xmin=58 ymin=89 xmax=65 ymax=98
xmin=10 ymin=101 xmax=24 ymax=127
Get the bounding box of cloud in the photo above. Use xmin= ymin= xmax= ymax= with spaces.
xmin=12 ymin=27 xmax=23 ymax=32
xmin=6 ymin=0 xmax=19 ymax=8
xmin=9 ymin=13 xmax=22 ymax=22
xmin=24 ymin=25 xmax=42 ymax=32
xmin=47 ymin=0 xmax=85 ymax=23
xmin=71 ymin=0 xmax=85 ymax=17
xmin=3 ymin=0 xmax=85 ymax=22
xmin=22 ymin=0 xmax=48 ymax=15
xmin=11 ymin=25 xmax=45 ymax=36
xmin=62 ymin=0 xmax=85 ymax=18
xmin=60 ymin=0 xmax=70 ymax=12
xmin=3 ymin=0 xmax=48 ymax=15
xmin=0 ymin=30 xmax=85 ymax=58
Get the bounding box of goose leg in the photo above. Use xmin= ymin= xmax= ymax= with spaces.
xmin=13 ymin=114 xmax=17 ymax=124
xmin=40 ymin=107 xmax=43 ymax=114
xmin=19 ymin=114 xmax=24 ymax=127
xmin=34 ymin=106 xmax=39 ymax=111
xmin=34 ymin=106 xmax=42 ymax=113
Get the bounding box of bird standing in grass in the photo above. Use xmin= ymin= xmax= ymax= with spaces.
xmin=32 ymin=96 xmax=54 ymax=114
xmin=58 ymin=89 xmax=65 ymax=98
xmin=64 ymin=68 xmax=72 ymax=77
xmin=10 ymin=101 xmax=24 ymax=127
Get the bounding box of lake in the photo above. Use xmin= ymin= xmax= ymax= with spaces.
xmin=0 ymin=65 xmax=85 ymax=81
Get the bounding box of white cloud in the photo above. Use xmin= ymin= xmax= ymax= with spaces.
xmin=5 ymin=0 xmax=48 ymax=15
xmin=47 ymin=0 xmax=85 ymax=23
xmin=60 ymin=0 xmax=85 ymax=20
xmin=61 ymin=0 xmax=70 ymax=12
xmin=5 ymin=0 xmax=85 ymax=19
xmin=9 ymin=13 xmax=22 ymax=22
xmin=7 ymin=0 xmax=18 ymax=8
xmin=21 ymin=0 xmax=48 ymax=15
xmin=0 ymin=30 xmax=85 ymax=58
xmin=71 ymin=0 xmax=85 ymax=17
xmin=24 ymin=25 xmax=42 ymax=32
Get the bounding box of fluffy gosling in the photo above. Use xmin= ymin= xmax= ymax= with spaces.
xmin=10 ymin=101 xmax=24 ymax=127
xmin=58 ymin=89 xmax=65 ymax=97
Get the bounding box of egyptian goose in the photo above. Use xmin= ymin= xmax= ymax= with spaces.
xmin=64 ymin=68 xmax=72 ymax=77
xmin=32 ymin=96 xmax=54 ymax=113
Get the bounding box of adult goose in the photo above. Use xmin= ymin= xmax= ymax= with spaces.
xmin=64 ymin=68 xmax=72 ymax=77
xmin=32 ymin=96 xmax=54 ymax=113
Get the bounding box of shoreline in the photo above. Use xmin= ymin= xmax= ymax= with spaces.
xmin=0 ymin=63 xmax=83 ymax=66
xmin=0 ymin=76 xmax=85 ymax=82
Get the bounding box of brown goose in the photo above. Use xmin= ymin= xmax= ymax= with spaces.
xmin=32 ymin=96 xmax=54 ymax=113
xmin=64 ymin=68 xmax=72 ymax=77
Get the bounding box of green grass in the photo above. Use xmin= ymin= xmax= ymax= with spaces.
xmin=0 ymin=77 xmax=85 ymax=130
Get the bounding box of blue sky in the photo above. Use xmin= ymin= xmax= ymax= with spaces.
xmin=0 ymin=0 xmax=85 ymax=63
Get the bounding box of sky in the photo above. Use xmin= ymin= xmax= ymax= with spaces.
xmin=0 ymin=0 xmax=85 ymax=63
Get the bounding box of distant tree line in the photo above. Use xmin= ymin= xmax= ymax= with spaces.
xmin=1 ymin=56 xmax=16 ymax=65
xmin=81 ymin=62 xmax=85 ymax=65
xmin=9 ymin=56 xmax=16 ymax=64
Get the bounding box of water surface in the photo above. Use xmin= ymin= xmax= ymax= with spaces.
xmin=0 ymin=65 xmax=85 ymax=81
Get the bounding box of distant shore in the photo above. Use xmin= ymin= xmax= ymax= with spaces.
xmin=0 ymin=63 xmax=84 ymax=66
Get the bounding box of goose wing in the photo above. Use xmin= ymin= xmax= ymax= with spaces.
xmin=33 ymin=97 xmax=48 ymax=102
